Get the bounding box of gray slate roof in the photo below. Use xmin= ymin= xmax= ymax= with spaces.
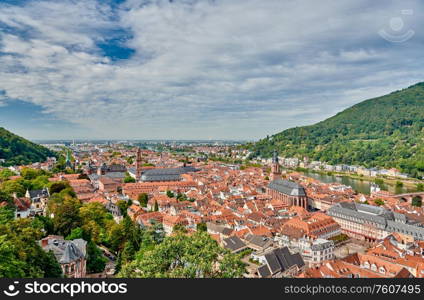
xmin=244 ymin=234 xmax=273 ymax=249
xmin=268 ymin=179 xmax=306 ymax=196
xmin=28 ymin=188 xmax=49 ymax=200
xmin=259 ymin=247 xmax=305 ymax=277
xmin=222 ymin=236 xmax=247 ymax=252
xmin=42 ymin=238 xmax=87 ymax=264
xmin=206 ymin=222 xmax=233 ymax=236
xmin=141 ymin=166 xmax=199 ymax=182
xmin=328 ymin=202 xmax=424 ymax=240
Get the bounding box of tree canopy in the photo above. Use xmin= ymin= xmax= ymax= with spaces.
xmin=0 ymin=127 xmax=56 ymax=166
xmin=118 ymin=232 xmax=245 ymax=278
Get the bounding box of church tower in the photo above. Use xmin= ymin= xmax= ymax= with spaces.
xmin=135 ymin=147 xmax=142 ymax=179
xmin=65 ymin=150 xmax=73 ymax=169
xmin=270 ymin=150 xmax=281 ymax=181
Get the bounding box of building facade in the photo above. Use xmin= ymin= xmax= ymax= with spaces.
xmin=267 ymin=179 xmax=308 ymax=209
xmin=328 ymin=202 xmax=424 ymax=242
xmin=40 ymin=235 xmax=87 ymax=278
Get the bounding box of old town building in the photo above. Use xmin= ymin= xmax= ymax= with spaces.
xmin=327 ymin=202 xmax=424 ymax=242
xmin=267 ymin=179 xmax=308 ymax=209
xmin=40 ymin=235 xmax=87 ymax=278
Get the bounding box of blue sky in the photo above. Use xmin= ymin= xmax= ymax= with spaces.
xmin=0 ymin=0 xmax=423 ymax=140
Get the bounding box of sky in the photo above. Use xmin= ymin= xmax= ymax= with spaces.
xmin=0 ymin=0 xmax=423 ymax=141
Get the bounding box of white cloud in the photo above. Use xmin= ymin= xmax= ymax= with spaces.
xmin=0 ymin=0 xmax=423 ymax=139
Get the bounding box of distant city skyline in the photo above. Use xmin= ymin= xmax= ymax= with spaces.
xmin=0 ymin=0 xmax=423 ymax=140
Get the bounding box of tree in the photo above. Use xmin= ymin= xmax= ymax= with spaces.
xmin=86 ymin=241 xmax=107 ymax=274
xmin=1 ymin=180 xmax=25 ymax=197
xmin=34 ymin=215 xmax=55 ymax=235
xmin=79 ymin=202 xmax=108 ymax=228
xmin=66 ymin=227 xmax=85 ymax=239
xmin=124 ymin=173 xmax=136 ymax=183
xmin=173 ymin=224 xmax=187 ymax=234
xmin=196 ymin=222 xmax=207 ymax=232
xmin=0 ymin=218 xmax=62 ymax=278
xmin=105 ymin=222 xmax=127 ymax=253
xmin=52 ymin=197 xmax=82 ymax=237
xmin=116 ymin=240 xmax=137 ymax=272
xmin=138 ymin=193 xmax=148 ymax=207
xmin=166 ymin=190 xmax=174 ymax=198
xmin=0 ymin=169 xmax=15 ymax=181
xmin=117 ymin=200 xmax=131 ymax=216
xmin=21 ymin=168 xmax=47 ymax=180
xmin=154 ymin=201 xmax=159 ymax=212
xmin=374 ymin=198 xmax=385 ymax=206
xmin=40 ymin=250 xmax=63 ymax=278
xmin=0 ymin=190 xmax=13 ymax=206
xmin=117 ymin=232 xmax=245 ymax=278
xmin=412 ymin=196 xmax=422 ymax=207
xmin=0 ymin=235 xmax=26 ymax=277
xmin=0 ymin=206 xmax=14 ymax=225
xmin=30 ymin=175 xmax=49 ymax=190
xmin=48 ymin=181 xmax=70 ymax=195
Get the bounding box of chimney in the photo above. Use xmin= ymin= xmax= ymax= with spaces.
xmin=41 ymin=238 xmax=49 ymax=247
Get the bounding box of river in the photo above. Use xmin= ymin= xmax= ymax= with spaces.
xmin=301 ymin=170 xmax=418 ymax=195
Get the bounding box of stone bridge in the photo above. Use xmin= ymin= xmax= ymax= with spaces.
xmin=392 ymin=192 xmax=424 ymax=204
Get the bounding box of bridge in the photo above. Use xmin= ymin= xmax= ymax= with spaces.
xmin=392 ymin=192 xmax=424 ymax=204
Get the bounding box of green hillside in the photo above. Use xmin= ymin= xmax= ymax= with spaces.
xmin=0 ymin=127 xmax=56 ymax=166
xmin=248 ymin=82 xmax=424 ymax=178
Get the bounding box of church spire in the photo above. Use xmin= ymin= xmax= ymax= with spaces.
xmin=272 ymin=150 xmax=279 ymax=164
xmin=271 ymin=150 xmax=281 ymax=181
xmin=65 ymin=149 xmax=72 ymax=169
xmin=135 ymin=147 xmax=142 ymax=179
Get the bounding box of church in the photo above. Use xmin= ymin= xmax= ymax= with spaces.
xmin=128 ymin=148 xmax=199 ymax=182
xmin=266 ymin=151 xmax=308 ymax=209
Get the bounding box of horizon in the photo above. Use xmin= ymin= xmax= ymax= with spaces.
xmin=0 ymin=0 xmax=423 ymax=140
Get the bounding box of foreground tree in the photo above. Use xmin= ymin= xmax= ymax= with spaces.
xmin=51 ymin=196 xmax=82 ymax=237
xmin=0 ymin=218 xmax=62 ymax=277
xmin=118 ymin=232 xmax=245 ymax=278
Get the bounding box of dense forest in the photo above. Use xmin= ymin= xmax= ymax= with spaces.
xmin=248 ymin=82 xmax=424 ymax=178
xmin=0 ymin=127 xmax=56 ymax=166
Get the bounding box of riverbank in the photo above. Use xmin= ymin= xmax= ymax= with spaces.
xmin=289 ymin=167 xmax=423 ymax=195
xmin=296 ymin=168 xmax=422 ymax=188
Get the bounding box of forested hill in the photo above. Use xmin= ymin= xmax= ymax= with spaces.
xmin=0 ymin=127 xmax=56 ymax=166
xmin=248 ymin=82 xmax=424 ymax=178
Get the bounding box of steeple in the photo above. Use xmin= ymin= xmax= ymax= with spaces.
xmin=135 ymin=147 xmax=142 ymax=179
xmin=65 ymin=150 xmax=72 ymax=169
xmin=272 ymin=150 xmax=279 ymax=164
xmin=271 ymin=150 xmax=281 ymax=181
